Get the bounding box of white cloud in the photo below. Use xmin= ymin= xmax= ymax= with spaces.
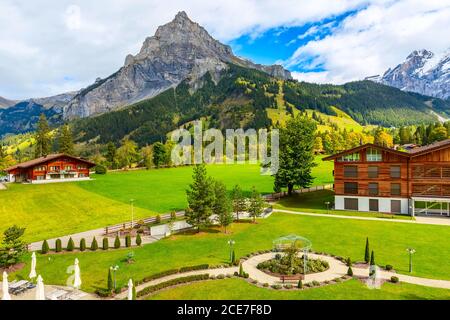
xmin=0 ymin=0 xmax=366 ymax=99
xmin=288 ymin=0 xmax=450 ymax=84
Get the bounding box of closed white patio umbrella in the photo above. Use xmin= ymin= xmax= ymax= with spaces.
xmin=73 ymin=258 xmax=82 ymax=289
xmin=127 ymin=279 xmax=133 ymax=301
xmin=2 ymin=271 xmax=11 ymax=300
xmin=29 ymin=252 xmax=37 ymax=279
xmin=35 ymin=275 xmax=45 ymax=300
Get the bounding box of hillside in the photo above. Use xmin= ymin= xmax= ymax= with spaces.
xmin=71 ymin=64 xmax=450 ymax=147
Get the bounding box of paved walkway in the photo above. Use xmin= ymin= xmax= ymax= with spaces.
xmin=273 ymin=209 xmax=450 ymax=226
xmin=114 ymin=266 xmax=238 ymax=300
xmin=0 ymin=183 xmax=6 ymax=190
xmin=242 ymin=252 xmax=450 ymax=289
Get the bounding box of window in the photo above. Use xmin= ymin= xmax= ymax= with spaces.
xmin=344 ymin=182 xmax=358 ymax=194
xmin=368 ymin=166 xmax=379 ymax=178
xmin=390 ymin=166 xmax=401 ymax=178
xmin=368 ymin=183 xmax=379 ymax=196
xmin=339 ymin=152 xmax=360 ymax=162
xmin=369 ymin=199 xmax=379 ymax=212
xmin=344 ymin=166 xmax=358 ymax=178
xmin=36 ymin=175 xmax=45 ymax=181
xmin=77 ymin=165 xmax=87 ymax=170
xmin=391 ymin=183 xmax=401 ymax=196
xmin=366 ymin=148 xmax=382 ymax=162
xmin=34 ymin=166 xmax=46 ymax=171
xmin=49 ymin=166 xmax=60 ymax=172
xmin=79 ymin=173 xmax=87 ymax=178
xmin=65 ymin=166 xmax=73 ymax=171
xmin=391 ymin=200 xmax=401 ymax=213
xmin=344 ymin=198 xmax=358 ymax=210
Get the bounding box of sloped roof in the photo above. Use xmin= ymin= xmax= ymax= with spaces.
xmin=408 ymin=139 xmax=450 ymax=156
xmin=322 ymin=143 xmax=409 ymax=161
xmin=5 ymin=154 xmax=96 ymax=171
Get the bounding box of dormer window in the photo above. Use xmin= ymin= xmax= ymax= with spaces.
xmin=366 ymin=148 xmax=382 ymax=162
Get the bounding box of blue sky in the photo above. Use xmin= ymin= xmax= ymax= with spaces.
xmin=1 ymin=0 xmax=450 ymax=99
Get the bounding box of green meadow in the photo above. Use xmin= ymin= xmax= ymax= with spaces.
xmin=0 ymin=157 xmax=333 ymax=242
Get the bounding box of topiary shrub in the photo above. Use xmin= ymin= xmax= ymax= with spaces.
xmin=155 ymin=215 xmax=161 ymax=224
xmin=66 ymin=237 xmax=75 ymax=251
xmin=347 ymin=266 xmax=353 ymax=276
xmin=385 ymin=264 xmax=393 ymax=271
xmin=55 ymin=239 xmax=62 ymax=252
xmin=216 ymin=274 xmax=225 ymax=279
xmin=107 ymin=268 xmax=113 ymax=292
xmin=91 ymin=237 xmax=98 ymax=251
xmin=125 ymin=235 xmax=131 ymax=248
xmin=41 ymin=240 xmax=49 ymax=254
xmin=239 ymin=263 xmax=244 ymax=277
xmin=114 ymin=235 xmax=121 ymax=249
xmin=136 ymin=233 xmax=142 ymax=246
xmin=263 ymin=283 xmax=269 ymax=287
xmin=80 ymin=238 xmax=86 ymax=252
xmin=271 ymin=284 xmax=282 ymax=290
xmin=103 ymin=238 xmax=109 ymax=250
xmin=346 ymin=257 xmax=352 ymax=267
xmin=171 ymin=211 xmax=177 ymax=220
xmin=312 ymin=280 xmax=320 ymax=287
xmin=365 ymin=237 xmax=370 ymax=263
xmin=391 ymin=276 xmax=399 ymax=283
xmin=297 ymin=279 xmax=303 ymax=289
xmin=284 ymin=284 xmax=293 ymax=289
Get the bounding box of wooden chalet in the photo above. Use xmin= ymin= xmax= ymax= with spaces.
xmin=323 ymin=139 xmax=450 ymax=217
xmin=5 ymin=154 xmax=95 ymax=184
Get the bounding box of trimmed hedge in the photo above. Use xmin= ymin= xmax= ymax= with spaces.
xmin=179 ymin=264 xmax=209 ymax=273
xmin=114 ymin=236 xmax=121 ymax=249
xmin=41 ymin=240 xmax=49 ymax=254
xmin=391 ymin=276 xmax=399 ymax=283
xmin=125 ymin=235 xmax=131 ymax=248
xmin=137 ymin=274 xmax=209 ymax=298
xmin=80 ymin=238 xmax=86 ymax=252
xmin=91 ymin=237 xmax=98 ymax=251
xmin=55 ymin=239 xmax=62 ymax=252
xmin=67 ymin=237 xmax=75 ymax=251
xmin=103 ymin=238 xmax=109 ymax=250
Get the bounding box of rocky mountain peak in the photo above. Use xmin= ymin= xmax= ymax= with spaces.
xmin=369 ymin=48 xmax=450 ymax=99
xmin=64 ymin=11 xmax=291 ymax=119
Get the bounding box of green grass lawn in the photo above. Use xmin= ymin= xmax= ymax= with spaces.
xmin=147 ymin=278 xmax=450 ymax=300
xmin=0 ymin=157 xmax=332 ymax=242
xmin=13 ymin=212 xmax=450 ymax=293
xmin=274 ymin=190 xmax=413 ymax=220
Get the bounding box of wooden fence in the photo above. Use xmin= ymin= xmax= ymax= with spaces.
xmin=264 ymin=184 xmax=333 ymax=202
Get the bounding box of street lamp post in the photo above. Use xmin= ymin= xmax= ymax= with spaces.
xmin=325 ymin=202 xmax=330 ymax=214
xmin=130 ymin=199 xmax=135 ymax=229
xmin=227 ymin=240 xmax=235 ymax=263
xmin=406 ymin=248 xmax=416 ymax=273
xmin=110 ymin=265 xmax=119 ymax=290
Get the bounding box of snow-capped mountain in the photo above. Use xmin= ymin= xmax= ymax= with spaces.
xmin=368 ymin=49 xmax=450 ymax=99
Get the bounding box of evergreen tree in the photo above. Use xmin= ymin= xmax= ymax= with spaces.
xmin=41 ymin=240 xmax=49 ymax=254
xmin=34 ymin=114 xmax=52 ymax=158
xmin=231 ymin=250 xmax=236 ymax=265
xmin=102 ymin=238 xmax=109 ymax=250
xmin=152 ymin=142 xmax=167 ymax=168
xmin=0 ymin=225 xmax=26 ymax=267
xmin=247 ymin=186 xmax=265 ymax=223
xmin=231 ymin=185 xmax=246 ymax=221
xmin=185 ymin=164 xmax=215 ymax=232
xmin=55 ymin=239 xmax=62 ymax=252
xmin=347 ymin=266 xmax=353 ymax=276
xmin=114 ymin=235 xmax=121 ymax=249
xmin=213 ymin=180 xmax=233 ymax=233
xmin=80 ymin=238 xmax=86 ymax=252
xmin=66 ymin=237 xmax=75 ymax=251
xmin=136 ymin=233 xmax=142 ymax=246
xmin=91 ymin=237 xmax=98 ymax=251
xmin=125 ymin=235 xmax=131 ymax=247
xmin=58 ymin=124 xmax=75 ymax=155
xmin=370 ymin=250 xmax=375 ymax=266
xmin=297 ymin=279 xmax=303 ymax=289
xmin=273 ymin=115 xmax=316 ymax=195
xmin=107 ymin=268 xmax=113 ymax=292
xmin=364 ymin=237 xmax=370 ymax=263
xmin=105 ymin=142 xmax=118 ymax=169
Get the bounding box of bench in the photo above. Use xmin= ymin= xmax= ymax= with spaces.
xmin=280 ymin=274 xmax=304 ymax=283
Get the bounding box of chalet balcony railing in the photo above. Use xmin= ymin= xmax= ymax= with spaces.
xmin=412 ymin=184 xmax=450 ymax=197
xmin=412 ymin=165 xmax=450 ymax=179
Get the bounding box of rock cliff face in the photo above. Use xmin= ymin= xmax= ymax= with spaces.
xmin=64 ymin=11 xmax=291 ymax=119
xmin=369 ymin=49 xmax=450 ymax=99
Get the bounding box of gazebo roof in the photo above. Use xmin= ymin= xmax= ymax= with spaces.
xmin=273 ymin=234 xmax=312 ymax=250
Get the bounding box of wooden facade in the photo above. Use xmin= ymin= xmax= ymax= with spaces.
xmin=6 ymin=154 xmax=95 ymax=183
xmin=324 ymin=140 xmax=450 ymax=216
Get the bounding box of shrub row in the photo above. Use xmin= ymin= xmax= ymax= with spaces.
xmin=136 ymin=274 xmax=209 ymax=298
xmin=41 ymin=235 xmax=143 ymax=254
xmin=138 ymin=264 xmax=210 ymax=285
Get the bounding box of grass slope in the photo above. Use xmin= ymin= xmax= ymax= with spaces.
xmin=13 ymin=212 xmax=450 ymax=292
xmin=147 ymin=278 xmax=450 ymax=300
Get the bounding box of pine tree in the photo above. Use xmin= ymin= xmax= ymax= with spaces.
xmin=231 ymin=250 xmax=236 ymax=265
xmin=125 ymin=235 xmax=131 ymax=247
xmin=152 ymin=142 xmax=167 ymax=168
xmin=247 ymin=186 xmax=265 ymax=223
xmin=214 ymin=180 xmax=233 ymax=233
xmin=58 ymin=124 xmax=75 ymax=155
xmin=231 ymin=185 xmax=246 ymax=221
xmin=0 ymin=226 xmax=26 ymax=266
xmin=105 ymin=142 xmax=118 ymax=169
xmin=297 ymin=279 xmax=303 ymax=289
xmin=364 ymin=237 xmax=370 ymax=263
xmin=273 ymin=115 xmax=316 ymax=195
xmin=41 ymin=240 xmax=49 ymax=254
xmin=103 ymin=238 xmax=109 ymax=250
xmin=34 ymin=114 xmax=52 ymax=158
xmin=136 ymin=233 xmax=142 ymax=246
xmin=347 ymin=266 xmax=353 ymax=276
xmin=186 ymin=164 xmax=215 ymax=232
xmin=114 ymin=235 xmax=121 ymax=249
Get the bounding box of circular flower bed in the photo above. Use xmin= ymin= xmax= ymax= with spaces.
xmin=257 ymin=253 xmax=329 ymax=276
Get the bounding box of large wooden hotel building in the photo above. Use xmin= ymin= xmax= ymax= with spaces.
xmin=324 ymin=139 xmax=450 ymax=217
